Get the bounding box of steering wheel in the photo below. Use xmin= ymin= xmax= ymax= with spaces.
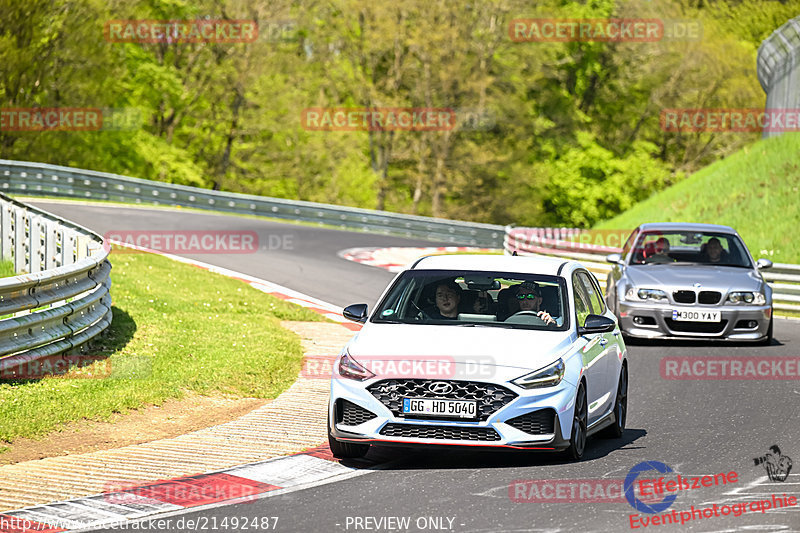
xmin=506 ymin=310 xmax=548 ymax=325
xmin=410 ymin=300 xmax=430 ymax=321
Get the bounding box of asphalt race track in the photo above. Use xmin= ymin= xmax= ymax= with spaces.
xmin=32 ymin=201 xmax=800 ymax=533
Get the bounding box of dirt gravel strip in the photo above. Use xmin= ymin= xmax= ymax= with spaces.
xmin=0 ymin=244 xmax=364 ymax=531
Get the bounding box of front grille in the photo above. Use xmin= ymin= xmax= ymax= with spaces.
xmin=367 ymin=380 xmax=518 ymax=421
xmin=338 ymin=399 xmax=377 ymax=426
xmin=699 ymin=291 xmax=722 ymax=304
xmin=506 ymin=409 xmax=556 ymax=435
xmin=380 ymin=423 xmax=501 ymax=441
xmin=665 ymin=318 xmax=727 ymax=334
xmin=673 ymin=290 xmax=696 ymax=304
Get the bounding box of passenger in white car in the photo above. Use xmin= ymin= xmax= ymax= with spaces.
xmin=427 ymin=280 xmax=461 ymax=319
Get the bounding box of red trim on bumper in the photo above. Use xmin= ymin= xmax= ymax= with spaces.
xmin=336 ymin=437 xmax=554 ymax=450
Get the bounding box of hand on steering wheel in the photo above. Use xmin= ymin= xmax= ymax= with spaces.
xmin=508 ymin=310 xmax=556 ymax=325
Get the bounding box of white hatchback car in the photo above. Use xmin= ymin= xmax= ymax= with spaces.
xmin=328 ymin=255 xmax=628 ymax=461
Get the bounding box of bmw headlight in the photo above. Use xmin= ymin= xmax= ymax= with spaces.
xmin=727 ymin=291 xmax=766 ymax=305
xmin=625 ymin=287 xmax=668 ymax=302
xmin=337 ymin=350 xmax=375 ymax=381
xmin=511 ymin=359 xmax=565 ymax=389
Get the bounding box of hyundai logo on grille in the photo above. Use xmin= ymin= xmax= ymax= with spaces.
xmin=427 ymin=381 xmax=453 ymax=395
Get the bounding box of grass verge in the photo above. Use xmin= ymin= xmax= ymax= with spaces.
xmin=0 ymin=250 xmax=325 ymax=446
xmin=595 ymin=133 xmax=800 ymax=264
xmin=0 ymin=261 xmax=14 ymax=277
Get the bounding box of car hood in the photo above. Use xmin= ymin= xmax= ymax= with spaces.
xmin=625 ymin=264 xmax=763 ymax=292
xmin=348 ymin=323 xmax=574 ymax=374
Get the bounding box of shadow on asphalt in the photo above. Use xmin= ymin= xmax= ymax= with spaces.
xmin=624 ymin=336 xmax=783 ymax=348
xmin=0 ymin=306 xmax=136 ymax=385
xmin=339 ymin=428 xmax=647 ymax=470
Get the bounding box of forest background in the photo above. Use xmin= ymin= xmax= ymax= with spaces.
xmin=1 ymin=0 xmax=795 ymax=228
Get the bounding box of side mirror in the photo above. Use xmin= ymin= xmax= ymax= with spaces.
xmin=756 ymin=258 xmax=773 ymax=270
xmin=578 ymin=314 xmax=616 ymax=335
xmin=343 ymin=303 xmax=368 ymax=323
xmin=606 ymin=253 xmax=623 ymax=265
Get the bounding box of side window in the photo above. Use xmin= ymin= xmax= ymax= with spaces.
xmin=621 ymin=229 xmax=639 ymax=260
xmin=572 ymin=272 xmax=592 ymax=327
xmin=578 ymin=272 xmax=606 ymax=315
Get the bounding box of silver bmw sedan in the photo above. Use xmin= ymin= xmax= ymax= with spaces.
xmin=605 ymin=223 xmax=773 ymax=344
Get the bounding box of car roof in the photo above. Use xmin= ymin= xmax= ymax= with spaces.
xmin=411 ymin=254 xmax=572 ymax=276
xmin=637 ymin=222 xmax=738 ymax=234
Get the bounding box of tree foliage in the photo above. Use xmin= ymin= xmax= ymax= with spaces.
xmin=0 ymin=0 xmax=790 ymax=227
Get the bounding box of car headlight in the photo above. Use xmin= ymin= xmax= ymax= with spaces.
xmin=337 ymin=350 xmax=375 ymax=381
xmin=727 ymin=291 xmax=766 ymax=305
xmin=625 ymin=287 xmax=668 ymax=302
xmin=511 ymin=359 xmax=565 ymax=389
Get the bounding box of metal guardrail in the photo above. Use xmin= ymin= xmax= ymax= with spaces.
xmin=757 ymin=16 xmax=800 ymax=139
xmin=0 ymin=159 xmax=505 ymax=247
xmin=0 ymin=192 xmax=112 ymax=369
xmin=504 ymin=226 xmax=800 ymax=314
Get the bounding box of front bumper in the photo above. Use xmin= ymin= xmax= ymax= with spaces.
xmin=618 ymin=301 xmax=771 ymax=341
xmin=329 ymin=376 xmax=578 ymax=450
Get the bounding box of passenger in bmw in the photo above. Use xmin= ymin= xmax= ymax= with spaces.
xmin=704 ymin=237 xmax=728 ymax=264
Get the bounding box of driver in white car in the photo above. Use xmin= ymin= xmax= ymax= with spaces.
xmin=514 ymin=281 xmax=557 ymax=325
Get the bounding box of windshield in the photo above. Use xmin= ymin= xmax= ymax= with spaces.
xmin=371 ymin=269 xmax=569 ymax=330
xmin=628 ymin=231 xmax=752 ymax=267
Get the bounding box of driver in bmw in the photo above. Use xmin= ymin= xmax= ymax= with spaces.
xmin=513 ymin=282 xmax=556 ymax=325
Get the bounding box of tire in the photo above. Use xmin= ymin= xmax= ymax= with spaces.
xmin=565 ymin=382 xmax=588 ymax=461
xmin=758 ymin=315 xmax=773 ymax=346
xmin=603 ymin=364 xmax=628 ymax=439
xmin=328 ymin=420 xmax=369 ymax=459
